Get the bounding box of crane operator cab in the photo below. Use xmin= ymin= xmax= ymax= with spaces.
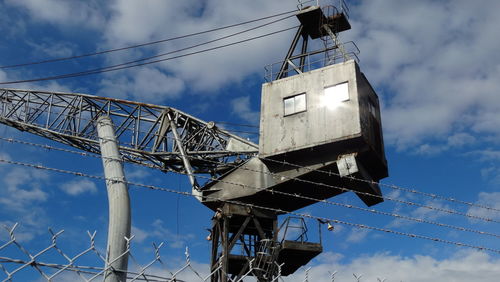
xmin=202 ymin=3 xmax=388 ymax=211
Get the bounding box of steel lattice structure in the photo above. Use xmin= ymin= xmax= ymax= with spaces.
xmin=0 ymin=88 xmax=258 ymax=176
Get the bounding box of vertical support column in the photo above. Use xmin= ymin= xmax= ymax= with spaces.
xmin=97 ymin=116 xmax=131 ymax=282
xmin=209 ymin=204 xmax=279 ymax=282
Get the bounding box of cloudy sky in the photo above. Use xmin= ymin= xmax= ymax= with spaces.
xmin=1 ymin=0 xmax=500 ymax=281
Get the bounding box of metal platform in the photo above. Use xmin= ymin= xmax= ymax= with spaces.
xmin=296 ymin=5 xmax=351 ymax=39
xmin=278 ymin=241 xmax=323 ymax=275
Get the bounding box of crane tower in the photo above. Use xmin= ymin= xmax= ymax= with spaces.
xmin=0 ymin=1 xmax=388 ymax=281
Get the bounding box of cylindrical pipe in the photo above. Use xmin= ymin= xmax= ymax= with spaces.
xmin=97 ymin=116 xmax=131 ymax=282
xmin=167 ymin=112 xmax=202 ymax=200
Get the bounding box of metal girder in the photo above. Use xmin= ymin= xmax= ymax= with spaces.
xmin=0 ymin=88 xmax=258 ymax=176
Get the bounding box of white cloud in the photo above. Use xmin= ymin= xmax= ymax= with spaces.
xmin=26 ymin=40 xmax=76 ymax=58
xmin=0 ymin=160 xmax=51 ymax=242
xmin=98 ymin=68 xmax=184 ymax=102
xmin=346 ymin=227 xmax=370 ymax=243
xmin=131 ymin=225 xmax=149 ymax=244
xmin=59 ymin=179 xmax=98 ymax=196
xmin=132 ymin=219 xmax=196 ymax=249
xmin=150 ymin=219 xmax=195 ymax=249
xmin=0 ymin=167 xmax=49 ymax=212
xmin=231 ymin=96 xmax=260 ymax=124
xmin=5 ymin=0 xmax=105 ymax=29
xmin=347 ymin=0 xmax=500 ymax=149
xmin=467 ymin=192 xmax=500 ymax=222
xmin=98 ymin=0 xmax=297 ymax=95
xmin=288 ymin=250 xmax=500 ymax=282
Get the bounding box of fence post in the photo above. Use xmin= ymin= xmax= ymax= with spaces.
xmin=97 ymin=116 xmax=131 ymax=282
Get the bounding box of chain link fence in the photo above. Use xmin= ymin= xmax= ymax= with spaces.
xmin=0 ymin=223 xmax=392 ymax=282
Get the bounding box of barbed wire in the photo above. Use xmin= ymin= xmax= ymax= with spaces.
xmin=259 ymin=157 xmax=500 ymax=213
xmin=191 ymin=157 xmax=500 ymax=224
xmin=2 ymin=124 xmax=497 ymax=217
xmin=0 ymin=157 xmax=499 ymax=255
xmin=2 ymin=136 xmax=500 ymax=236
xmin=0 ymin=223 xmax=405 ymax=282
xmin=2 ymin=133 xmax=498 ymax=219
xmin=188 ymin=163 xmax=500 ymax=238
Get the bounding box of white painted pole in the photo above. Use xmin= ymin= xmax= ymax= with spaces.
xmin=97 ymin=116 xmax=131 ymax=282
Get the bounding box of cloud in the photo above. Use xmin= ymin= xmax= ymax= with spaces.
xmin=346 ymin=228 xmax=370 ymax=243
xmin=467 ymin=192 xmax=500 ymax=222
xmin=131 ymin=225 xmax=149 ymax=244
xmin=230 ymin=96 xmax=260 ymax=124
xmin=464 ymin=150 xmax=500 ymax=183
xmin=26 ymin=40 xmax=76 ymax=58
xmin=287 ymin=250 xmax=500 ymax=282
xmin=59 ymin=179 xmax=98 ymax=196
xmin=97 ymin=0 xmax=298 ymax=96
xmin=0 ymin=159 xmax=51 ymax=242
xmin=98 ymin=67 xmax=184 ymax=102
xmin=0 ymin=167 xmax=49 ymax=212
xmin=5 ymin=0 xmax=106 ymax=29
xmin=347 ymin=0 xmax=500 ymax=149
xmin=132 ymin=219 xmax=196 ymax=249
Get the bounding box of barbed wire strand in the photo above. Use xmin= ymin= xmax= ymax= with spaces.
xmin=192 ymin=156 xmax=500 ymax=224
xmin=1 ymin=107 xmax=496 ymax=215
xmin=1 ymin=133 xmax=498 ymax=229
xmin=0 ymin=157 xmax=499 ymax=255
xmin=1 ymin=134 xmax=499 ymax=226
xmin=260 ymin=156 xmax=500 ymax=214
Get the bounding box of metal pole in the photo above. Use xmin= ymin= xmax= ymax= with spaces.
xmin=167 ymin=112 xmax=202 ymax=200
xmin=97 ymin=116 xmax=131 ymax=282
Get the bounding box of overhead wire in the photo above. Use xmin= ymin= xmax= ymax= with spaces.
xmin=0 ymin=10 xmax=297 ymax=69
xmin=0 ymin=16 xmax=298 ymax=85
xmin=1 ymin=136 xmax=500 ymax=239
xmin=0 ymin=128 xmax=498 ymax=223
xmin=0 ymin=157 xmax=499 ymax=255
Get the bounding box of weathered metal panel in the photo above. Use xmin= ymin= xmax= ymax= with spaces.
xmin=259 ymin=60 xmax=362 ymax=157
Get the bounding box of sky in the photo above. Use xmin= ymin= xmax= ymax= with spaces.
xmin=0 ymin=0 xmax=500 ymax=281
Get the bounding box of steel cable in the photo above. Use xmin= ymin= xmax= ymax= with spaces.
xmin=0 ymin=157 xmax=499 ymax=255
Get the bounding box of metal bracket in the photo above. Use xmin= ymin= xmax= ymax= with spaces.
xmin=336 ymin=153 xmax=358 ymax=176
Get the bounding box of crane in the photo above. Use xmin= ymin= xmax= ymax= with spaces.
xmin=0 ymin=1 xmax=388 ymax=281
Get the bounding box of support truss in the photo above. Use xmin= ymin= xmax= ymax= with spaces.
xmin=0 ymin=88 xmax=258 ymax=176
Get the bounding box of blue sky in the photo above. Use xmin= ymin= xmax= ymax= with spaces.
xmin=1 ymin=0 xmax=500 ymax=281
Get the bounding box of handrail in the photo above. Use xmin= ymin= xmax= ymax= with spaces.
xmin=264 ymin=41 xmax=361 ymax=82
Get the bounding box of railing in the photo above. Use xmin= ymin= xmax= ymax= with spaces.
xmin=297 ymin=0 xmax=350 ymax=18
xmin=278 ymin=217 xmax=312 ymax=243
xmin=264 ymin=42 xmax=360 ymax=82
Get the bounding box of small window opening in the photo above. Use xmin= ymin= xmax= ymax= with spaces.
xmin=284 ymin=93 xmax=306 ymax=116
